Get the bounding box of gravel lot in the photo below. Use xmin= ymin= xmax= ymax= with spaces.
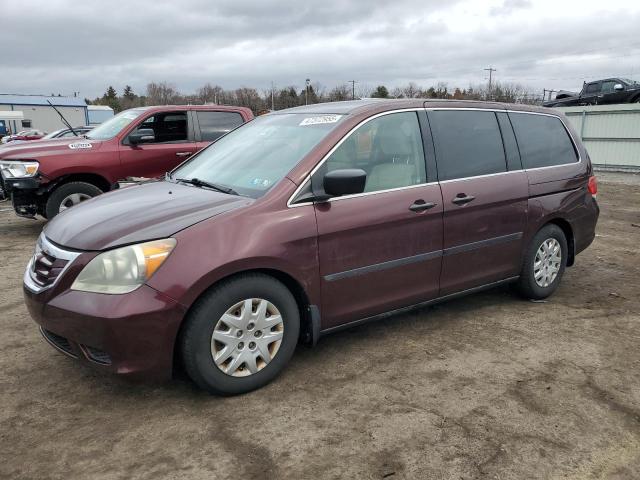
xmin=1 ymin=173 xmax=639 ymax=480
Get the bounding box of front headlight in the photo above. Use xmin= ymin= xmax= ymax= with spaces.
xmin=0 ymin=160 xmax=39 ymax=178
xmin=71 ymin=238 xmax=176 ymax=294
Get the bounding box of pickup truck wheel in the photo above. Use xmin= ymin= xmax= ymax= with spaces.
xmin=181 ymin=273 xmax=300 ymax=395
xmin=45 ymin=182 xmax=103 ymax=219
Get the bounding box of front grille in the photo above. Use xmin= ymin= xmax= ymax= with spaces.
xmin=24 ymin=234 xmax=80 ymax=293
xmin=83 ymin=346 xmax=112 ymax=365
xmin=30 ymin=250 xmax=69 ymax=288
xmin=41 ymin=328 xmax=76 ymax=357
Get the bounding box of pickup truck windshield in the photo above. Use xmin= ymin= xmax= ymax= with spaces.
xmin=86 ymin=108 xmax=146 ymax=140
xmin=171 ymin=113 xmax=345 ymax=199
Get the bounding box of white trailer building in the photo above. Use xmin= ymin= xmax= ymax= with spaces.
xmin=0 ymin=94 xmax=88 ymax=135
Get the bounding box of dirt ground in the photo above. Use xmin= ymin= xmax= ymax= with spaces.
xmin=1 ymin=172 xmax=639 ymax=480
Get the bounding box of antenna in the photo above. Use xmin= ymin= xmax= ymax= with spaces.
xmin=47 ymin=100 xmax=77 ymax=136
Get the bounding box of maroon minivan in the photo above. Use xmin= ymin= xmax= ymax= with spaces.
xmin=23 ymin=99 xmax=599 ymax=395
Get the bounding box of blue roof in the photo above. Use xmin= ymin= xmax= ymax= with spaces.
xmin=0 ymin=94 xmax=87 ymax=107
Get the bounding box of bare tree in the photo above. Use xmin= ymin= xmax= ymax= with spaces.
xmin=146 ymin=82 xmax=179 ymax=105
xmin=197 ymin=83 xmax=224 ymax=104
xmin=467 ymin=81 xmax=540 ymax=104
xmin=234 ymin=87 xmax=264 ymax=112
xmin=327 ymin=84 xmax=351 ymax=102
xmin=402 ymin=82 xmax=421 ymax=99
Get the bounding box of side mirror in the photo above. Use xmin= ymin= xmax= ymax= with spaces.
xmin=323 ymin=169 xmax=366 ymax=197
xmin=129 ymin=128 xmax=155 ymax=145
xmin=614 ymin=83 xmax=624 ymax=91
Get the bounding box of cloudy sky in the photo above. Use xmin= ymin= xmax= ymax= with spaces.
xmin=2 ymin=0 xmax=640 ymax=99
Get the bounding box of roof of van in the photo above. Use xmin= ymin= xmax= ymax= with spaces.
xmin=276 ymin=99 xmax=554 ymax=116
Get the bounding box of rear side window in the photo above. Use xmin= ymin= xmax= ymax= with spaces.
xmin=430 ymin=110 xmax=506 ymax=181
xmin=509 ymin=113 xmax=578 ymax=169
xmin=197 ymin=111 xmax=244 ymax=141
xmin=585 ymin=83 xmax=600 ymax=94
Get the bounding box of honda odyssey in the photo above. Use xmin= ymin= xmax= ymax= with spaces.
xmin=23 ymin=99 xmax=599 ymax=395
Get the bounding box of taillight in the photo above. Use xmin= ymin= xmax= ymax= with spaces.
xmin=588 ymin=176 xmax=597 ymax=198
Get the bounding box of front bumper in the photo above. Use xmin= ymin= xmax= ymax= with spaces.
xmin=24 ymin=284 xmax=187 ymax=381
xmin=2 ymin=177 xmax=41 ymax=217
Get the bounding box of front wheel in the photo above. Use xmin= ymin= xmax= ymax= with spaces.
xmin=181 ymin=273 xmax=300 ymax=395
xmin=45 ymin=181 xmax=103 ymax=219
xmin=516 ymin=224 xmax=568 ymax=300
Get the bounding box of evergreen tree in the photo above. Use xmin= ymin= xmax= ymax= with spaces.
xmin=371 ymin=86 xmax=389 ymax=98
xmin=101 ymin=86 xmax=121 ymax=112
xmin=123 ymin=85 xmax=135 ymax=101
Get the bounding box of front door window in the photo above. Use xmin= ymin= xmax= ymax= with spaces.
xmin=316 ymin=111 xmax=427 ymax=193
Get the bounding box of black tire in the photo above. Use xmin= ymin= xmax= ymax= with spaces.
xmin=516 ymin=224 xmax=568 ymax=300
xmin=45 ymin=181 xmax=103 ymax=219
xmin=181 ymin=273 xmax=300 ymax=395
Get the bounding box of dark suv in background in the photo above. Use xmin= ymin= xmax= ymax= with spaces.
xmin=0 ymin=105 xmax=253 ymax=218
xmin=544 ymin=77 xmax=640 ymax=106
xmin=23 ymin=99 xmax=599 ymax=395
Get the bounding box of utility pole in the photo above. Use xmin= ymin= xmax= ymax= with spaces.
xmin=305 ymin=78 xmax=311 ymax=105
xmin=349 ymin=80 xmax=357 ymax=100
xmin=271 ymin=81 xmax=275 ymax=110
xmin=484 ymin=67 xmax=496 ymax=100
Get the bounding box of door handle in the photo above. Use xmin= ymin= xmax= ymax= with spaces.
xmin=409 ymin=200 xmax=437 ymax=212
xmin=176 ymin=152 xmax=192 ymax=157
xmin=452 ymin=194 xmax=476 ymax=205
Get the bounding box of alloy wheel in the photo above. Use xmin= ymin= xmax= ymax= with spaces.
xmin=59 ymin=193 xmax=92 ymax=212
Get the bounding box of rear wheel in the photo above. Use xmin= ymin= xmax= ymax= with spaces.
xmin=516 ymin=224 xmax=568 ymax=300
xmin=45 ymin=181 xmax=103 ymax=219
xmin=181 ymin=273 xmax=300 ymax=395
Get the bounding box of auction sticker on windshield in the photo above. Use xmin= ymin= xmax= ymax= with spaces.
xmin=299 ymin=115 xmax=342 ymax=126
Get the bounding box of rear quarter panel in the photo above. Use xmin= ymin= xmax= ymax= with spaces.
xmin=522 ymin=113 xmax=598 ymax=259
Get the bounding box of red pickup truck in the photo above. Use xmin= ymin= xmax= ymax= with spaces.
xmin=0 ymin=105 xmax=253 ymax=218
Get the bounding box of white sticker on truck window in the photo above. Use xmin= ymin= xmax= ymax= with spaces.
xmin=68 ymin=142 xmax=93 ymax=150
xmin=299 ymin=115 xmax=342 ymax=126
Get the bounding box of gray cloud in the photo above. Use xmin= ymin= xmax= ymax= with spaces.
xmin=1 ymin=0 xmax=639 ymax=98
xmin=490 ymin=0 xmax=532 ymax=16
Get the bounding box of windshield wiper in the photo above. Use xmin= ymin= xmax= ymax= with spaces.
xmin=174 ymin=177 xmax=238 ymax=195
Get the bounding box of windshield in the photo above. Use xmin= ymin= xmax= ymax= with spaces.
xmin=621 ymin=78 xmax=639 ymax=85
xmin=42 ymin=129 xmax=65 ymax=139
xmin=171 ymin=113 xmax=345 ymax=199
xmin=86 ymin=108 xmax=146 ymax=140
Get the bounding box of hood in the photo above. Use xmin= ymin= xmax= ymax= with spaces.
xmin=0 ymin=138 xmax=104 ymax=159
xmin=44 ymin=181 xmax=254 ymax=250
